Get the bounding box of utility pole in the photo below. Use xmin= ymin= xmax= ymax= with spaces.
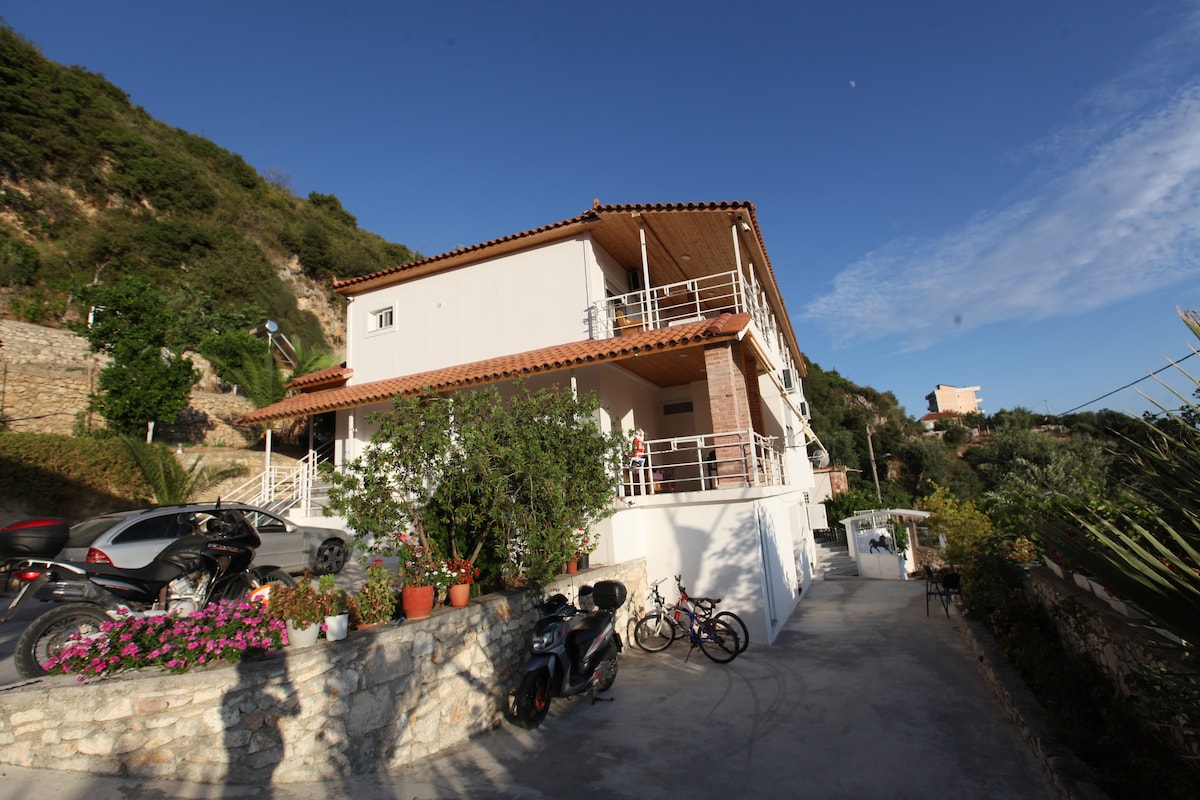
xmin=867 ymin=425 xmax=881 ymax=504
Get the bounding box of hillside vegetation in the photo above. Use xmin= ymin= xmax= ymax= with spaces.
xmin=0 ymin=24 xmax=417 ymax=349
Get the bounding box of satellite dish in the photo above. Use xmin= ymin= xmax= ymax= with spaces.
xmin=812 ymin=450 xmax=831 ymax=468
xmin=265 ymin=320 xmax=279 ymax=334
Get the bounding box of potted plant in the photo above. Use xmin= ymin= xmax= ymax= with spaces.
xmin=566 ymin=526 xmax=598 ymax=573
xmin=444 ymin=557 xmax=479 ymax=608
xmin=270 ymin=576 xmax=325 ymax=647
xmin=318 ymin=573 xmax=350 ymax=641
xmin=395 ymin=531 xmax=437 ymax=620
xmin=349 ymin=559 xmax=397 ymax=628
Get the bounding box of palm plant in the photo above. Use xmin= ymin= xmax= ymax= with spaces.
xmin=122 ymin=437 xmax=246 ymax=504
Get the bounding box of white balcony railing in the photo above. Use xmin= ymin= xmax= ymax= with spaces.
xmin=593 ymin=270 xmax=795 ymax=377
xmin=620 ymin=429 xmax=785 ymax=497
xmin=595 ymin=271 xmax=749 ymax=338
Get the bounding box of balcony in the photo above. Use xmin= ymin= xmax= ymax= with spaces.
xmin=593 ymin=270 xmax=790 ymax=372
xmin=620 ymin=429 xmax=785 ymax=498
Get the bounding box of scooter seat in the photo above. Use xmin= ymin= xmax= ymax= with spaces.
xmin=72 ymin=559 xmax=183 ymax=584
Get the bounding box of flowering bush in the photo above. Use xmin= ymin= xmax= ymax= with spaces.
xmin=425 ymin=557 xmax=480 ymax=590
xmin=45 ymin=599 xmax=286 ymax=680
xmin=268 ymin=577 xmax=326 ymax=628
xmin=349 ymin=559 xmax=397 ymax=625
xmin=569 ymin=527 xmax=598 ymax=557
xmin=445 ymin=558 xmax=480 ymax=585
xmin=317 ymin=573 xmax=349 ymax=616
xmin=1007 ymin=535 xmax=1040 ymax=564
xmin=392 ymin=530 xmax=439 ymax=587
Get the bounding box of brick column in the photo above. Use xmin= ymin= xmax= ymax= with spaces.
xmin=704 ymin=342 xmax=754 ymax=488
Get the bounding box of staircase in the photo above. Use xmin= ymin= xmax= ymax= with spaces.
xmin=815 ymin=540 xmax=858 ymax=580
xmin=219 ymin=447 xmax=334 ymax=517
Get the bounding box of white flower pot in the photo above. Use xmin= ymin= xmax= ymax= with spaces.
xmin=285 ymin=620 xmax=320 ymax=647
xmin=324 ymin=613 xmax=349 ymax=641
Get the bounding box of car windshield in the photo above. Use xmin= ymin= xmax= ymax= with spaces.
xmin=65 ymin=515 xmax=130 ymax=548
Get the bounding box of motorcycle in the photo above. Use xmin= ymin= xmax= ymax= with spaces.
xmin=1 ymin=508 xmax=292 ymax=679
xmin=510 ymin=579 xmax=627 ymax=729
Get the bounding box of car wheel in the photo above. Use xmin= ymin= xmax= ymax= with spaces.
xmin=315 ymin=539 xmax=347 ymax=574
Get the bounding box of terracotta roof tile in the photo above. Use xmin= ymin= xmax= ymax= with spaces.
xmin=331 ymin=201 xmax=760 ymax=293
xmin=286 ymin=365 xmax=352 ymax=391
xmin=237 ymin=313 xmax=751 ymax=425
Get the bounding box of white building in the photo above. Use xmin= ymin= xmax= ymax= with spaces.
xmin=241 ymin=200 xmax=823 ymax=644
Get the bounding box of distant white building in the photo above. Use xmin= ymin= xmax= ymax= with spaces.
xmin=925 ymin=384 xmax=982 ymax=415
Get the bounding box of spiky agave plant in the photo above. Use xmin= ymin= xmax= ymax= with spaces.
xmin=1041 ymin=308 xmax=1200 ymax=645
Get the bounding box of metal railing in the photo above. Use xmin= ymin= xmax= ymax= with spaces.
xmin=620 ymin=429 xmax=785 ymax=497
xmin=594 ymin=271 xmax=749 ymax=339
xmin=220 ymin=443 xmax=335 ymax=516
xmin=593 ymin=271 xmax=791 ymax=375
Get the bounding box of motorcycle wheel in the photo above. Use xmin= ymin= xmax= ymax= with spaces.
xmin=594 ymin=652 xmax=619 ymax=693
xmin=511 ymin=667 xmax=553 ymax=729
xmin=15 ymin=603 xmax=111 ymax=679
xmin=260 ymin=569 xmax=296 ymax=587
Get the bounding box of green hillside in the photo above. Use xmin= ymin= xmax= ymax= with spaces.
xmin=0 ymin=24 xmax=417 ymax=349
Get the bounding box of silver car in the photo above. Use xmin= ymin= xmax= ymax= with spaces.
xmin=56 ymin=503 xmax=348 ymax=575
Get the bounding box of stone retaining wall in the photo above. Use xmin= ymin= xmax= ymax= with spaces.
xmin=1026 ymin=566 xmax=1199 ymax=763
xmin=957 ymin=565 xmax=1199 ymax=798
xmin=0 ymin=560 xmax=648 ymax=784
xmin=0 ymin=318 xmax=256 ymax=446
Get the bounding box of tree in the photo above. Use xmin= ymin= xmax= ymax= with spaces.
xmin=919 ymin=484 xmax=994 ymax=567
xmin=72 ymin=277 xmax=199 ymax=437
xmin=326 ymin=382 xmax=626 ymax=593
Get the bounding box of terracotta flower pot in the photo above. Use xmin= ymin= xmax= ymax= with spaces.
xmin=566 ymin=559 xmax=579 ymax=575
xmin=448 ymin=582 xmax=470 ymax=608
xmin=402 ymin=585 xmax=436 ymax=620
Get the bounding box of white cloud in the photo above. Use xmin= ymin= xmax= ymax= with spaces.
xmin=803 ymin=16 xmax=1200 ymax=352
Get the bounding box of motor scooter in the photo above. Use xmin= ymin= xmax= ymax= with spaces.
xmin=510 ymin=580 xmax=627 ymax=729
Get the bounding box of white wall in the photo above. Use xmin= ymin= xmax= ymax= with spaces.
xmin=346 ymin=237 xmax=599 ymax=384
xmin=606 ymin=487 xmax=812 ymax=646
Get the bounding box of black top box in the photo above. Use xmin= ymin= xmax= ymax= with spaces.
xmin=591 ymin=580 xmax=627 ymax=611
xmin=0 ymin=518 xmax=70 ymax=560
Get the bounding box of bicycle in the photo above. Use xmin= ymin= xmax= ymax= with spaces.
xmin=675 ymin=576 xmax=749 ymax=655
xmin=633 ymin=576 xmax=741 ymax=663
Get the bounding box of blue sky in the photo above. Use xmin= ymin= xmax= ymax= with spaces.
xmin=6 ymin=1 xmax=1200 ymax=419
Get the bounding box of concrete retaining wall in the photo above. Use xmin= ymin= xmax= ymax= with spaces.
xmin=0 ymin=560 xmax=647 ymax=784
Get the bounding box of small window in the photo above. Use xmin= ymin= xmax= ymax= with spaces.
xmin=369 ymin=307 xmax=394 ymax=332
xmin=663 ymin=401 xmax=694 ymax=416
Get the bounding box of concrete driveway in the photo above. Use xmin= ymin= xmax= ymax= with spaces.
xmin=0 ymin=577 xmax=1059 ymax=799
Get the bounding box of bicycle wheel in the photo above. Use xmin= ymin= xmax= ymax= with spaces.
xmin=715 ymin=611 xmax=749 ymax=654
xmin=634 ymin=612 xmax=676 ymax=652
xmin=696 ymin=618 xmax=740 ymax=663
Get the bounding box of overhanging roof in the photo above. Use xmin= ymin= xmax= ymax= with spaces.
xmin=238 ymin=313 xmax=753 ymax=425
xmin=331 ymin=200 xmax=804 ymax=377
